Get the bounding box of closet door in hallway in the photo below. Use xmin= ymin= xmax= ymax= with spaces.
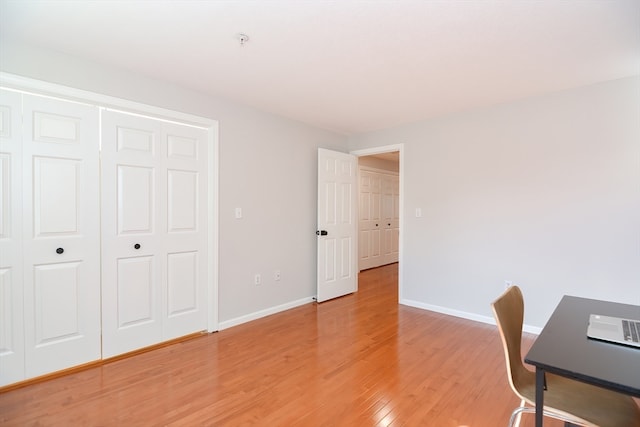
xmin=358 ymin=168 xmax=398 ymax=270
xmin=381 ymin=174 xmax=399 ymax=265
xmin=101 ymin=110 xmax=208 ymax=358
xmin=358 ymin=170 xmax=382 ymax=270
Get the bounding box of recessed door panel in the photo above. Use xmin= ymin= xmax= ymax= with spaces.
xmin=359 ymin=231 xmax=370 ymax=261
xmin=0 ymin=153 xmax=10 ymax=239
xmin=0 ymin=268 xmax=14 ymax=355
xmin=340 ymin=237 xmax=352 ymax=278
xmin=0 ymin=105 xmax=11 ymax=138
xmin=340 ymin=182 xmax=352 ymax=224
xmin=117 ymin=256 xmax=154 ymax=327
xmin=324 ymin=181 xmax=336 ymax=225
xmin=33 ymin=262 xmax=81 ymax=345
xmin=323 ymin=238 xmax=336 ymax=283
xmin=167 ymin=134 xmax=197 ymax=160
xmin=360 ymin=192 xmax=370 ymax=221
xmin=371 ymin=230 xmax=381 ymax=257
xmin=167 ymin=251 xmax=198 ymax=316
xmin=33 ymin=111 xmax=80 ymax=143
xmin=117 ymin=127 xmax=154 ymax=154
xmin=33 ymin=157 xmax=79 ymax=236
xmin=168 ymin=170 xmax=197 ymax=232
xmin=118 ymin=165 xmax=154 ymax=234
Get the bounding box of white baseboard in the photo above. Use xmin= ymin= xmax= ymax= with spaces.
xmin=400 ymin=298 xmax=542 ymax=335
xmin=218 ymin=297 xmax=315 ymax=331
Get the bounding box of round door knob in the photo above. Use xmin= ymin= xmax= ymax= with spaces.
xmin=375 ymin=223 xmax=379 ymax=227
xmin=56 ymin=247 xmax=64 ymax=254
xmin=388 ymin=223 xmax=391 ymax=226
xmin=134 ymin=243 xmax=141 ymax=250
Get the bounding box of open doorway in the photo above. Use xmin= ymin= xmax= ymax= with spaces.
xmin=351 ymin=145 xmax=403 ymax=300
xmin=357 ymin=152 xmax=399 ymax=270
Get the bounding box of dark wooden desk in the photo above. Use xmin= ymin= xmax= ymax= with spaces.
xmin=524 ymin=295 xmax=640 ymax=427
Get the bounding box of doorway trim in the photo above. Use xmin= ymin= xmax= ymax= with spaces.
xmin=350 ymin=144 xmax=404 ymax=303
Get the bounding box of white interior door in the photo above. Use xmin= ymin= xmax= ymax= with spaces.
xmin=101 ymin=110 xmax=208 ymax=358
xmin=317 ymin=148 xmax=357 ymax=303
xmin=22 ymin=94 xmax=101 ymax=377
xmin=0 ymin=89 xmax=25 ymax=385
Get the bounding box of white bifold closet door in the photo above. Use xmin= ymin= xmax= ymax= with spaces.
xmin=0 ymin=89 xmax=26 ymax=385
xmin=100 ymin=110 xmax=208 ymax=358
xmin=22 ymin=94 xmax=102 ymax=377
xmin=0 ymin=91 xmax=102 ymax=385
xmin=358 ymin=170 xmax=382 ymax=271
xmin=358 ymin=169 xmax=399 ymax=271
xmin=381 ymin=174 xmax=399 ymax=266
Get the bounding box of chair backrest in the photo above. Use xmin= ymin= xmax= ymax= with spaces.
xmin=491 ymin=286 xmax=531 ymax=398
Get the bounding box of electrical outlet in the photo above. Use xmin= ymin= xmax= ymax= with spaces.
xmin=274 ymin=270 xmax=281 ymax=281
xmin=504 ymin=280 xmax=513 ymax=289
xmin=254 ymin=274 xmax=261 ymax=285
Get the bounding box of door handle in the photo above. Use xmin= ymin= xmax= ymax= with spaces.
xmin=316 ymin=230 xmax=328 ymax=236
xmin=134 ymin=243 xmax=141 ymax=250
xmin=56 ymin=247 xmax=64 ymax=254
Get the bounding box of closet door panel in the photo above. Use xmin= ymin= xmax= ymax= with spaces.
xmin=22 ymin=94 xmax=101 ymax=378
xmin=101 ymin=111 xmax=163 ymax=358
xmin=382 ymin=174 xmax=399 ymax=265
xmin=162 ymin=122 xmax=207 ymax=340
xmin=118 ymin=165 xmax=154 ymax=234
xmin=0 ymin=90 xmax=24 ymax=386
xmin=358 ymin=170 xmax=382 ymax=270
xmin=101 ymin=112 xmax=207 ymax=356
xmin=117 ymin=256 xmax=155 ymax=327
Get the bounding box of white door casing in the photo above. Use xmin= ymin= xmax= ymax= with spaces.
xmin=317 ymin=148 xmax=357 ymax=303
xmin=22 ymin=94 xmax=102 ymax=378
xmin=101 ymin=110 xmax=208 ymax=358
xmin=0 ymin=89 xmax=25 ymax=385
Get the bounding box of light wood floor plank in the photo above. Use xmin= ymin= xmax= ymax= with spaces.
xmin=1 ymin=263 xmax=569 ymax=426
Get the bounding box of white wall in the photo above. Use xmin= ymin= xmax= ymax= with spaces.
xmin=349 ymin=76 xmax=640 ymax=328
xmin=0 ymin=41 xmax=348 ymax=326
xmin=3 ymin=41 xmax=638 ymax=331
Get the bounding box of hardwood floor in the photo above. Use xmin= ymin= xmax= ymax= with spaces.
xmin=1 ymin=263 xmax=565 ymax=426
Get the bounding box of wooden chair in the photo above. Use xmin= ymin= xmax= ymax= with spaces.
xmin=491 ymin=286 xmax=640 ymax=427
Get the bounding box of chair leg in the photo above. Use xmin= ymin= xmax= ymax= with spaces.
xmin=507 ymin=404 xmax=585 ymax=427
xmin=508 ymin=401 xmax=534 ymax=427
xmin=514 ymin=399 xmax=525 ymax=427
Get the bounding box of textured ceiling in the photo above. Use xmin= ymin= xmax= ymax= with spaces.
xmin=1 ymin=0 xmax=638 ymax=135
